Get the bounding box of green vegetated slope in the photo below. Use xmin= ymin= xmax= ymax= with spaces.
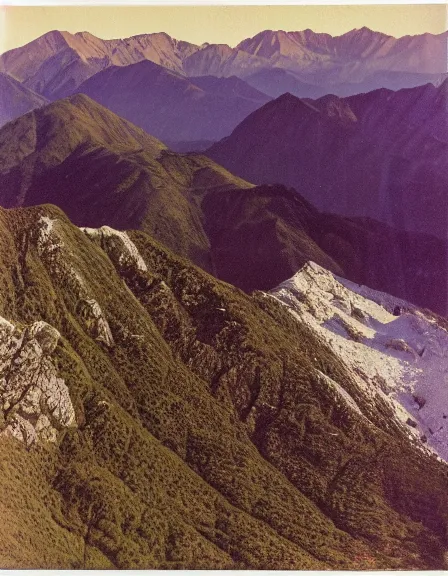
xmin=0 ymin=203 xmax=447 ymax=569
xmin=0 ymin=94 xmax=445 ymax=314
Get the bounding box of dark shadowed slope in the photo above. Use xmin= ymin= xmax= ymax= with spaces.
xmin=0 ymin=72 xmax=48 ymax=127
xmin=0 ymin=95 xmax=446 ymax=314
xmin=207 ymin=81 xmax=448 ymax=240
xmin=0 ymin=203 xmax=447 ymax=569
xmin=75 ymin=60 xmax=270 ymax=142
xmin=199 ymin=184 xmax=448 ymax=315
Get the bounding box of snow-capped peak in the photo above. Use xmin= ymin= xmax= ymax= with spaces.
xmin=268 ymin=261 xmax=448 ymax=462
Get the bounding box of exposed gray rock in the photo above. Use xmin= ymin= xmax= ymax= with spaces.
xmin=0 ymin=316 xmax=76 ymax=447
xmin=33 ymin=217 xmax=115 ymax=347
xmin=76 ymin=298 xmax=115 ymax=348
xmin=82 ymin=226 xmax=147 ymax=273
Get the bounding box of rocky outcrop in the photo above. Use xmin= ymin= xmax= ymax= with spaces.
xmin=0 ymin=316 xmax=76 ymax=446
xmin=82 ymin=226 xmax=148 ymax=273
xmin=76 ymin=298 xmax=114 ymax=348
xmin=34 ymin=217 xmax=114 ymax=347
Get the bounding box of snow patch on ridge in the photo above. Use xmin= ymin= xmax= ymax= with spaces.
xmin=268 ymin=261 xmax=448 ymax=462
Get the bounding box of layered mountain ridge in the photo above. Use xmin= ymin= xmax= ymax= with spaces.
xmin=0 ymin=95 xmax=446 ymax=315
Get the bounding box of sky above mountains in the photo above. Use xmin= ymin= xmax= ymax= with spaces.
xmin=1 ymin=4 xmax=447 ymax=54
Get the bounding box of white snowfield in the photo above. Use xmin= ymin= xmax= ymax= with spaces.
xmin=268 ymin=261 xmax=448 ymax=462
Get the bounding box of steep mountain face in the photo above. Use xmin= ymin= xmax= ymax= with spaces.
xmin=0 ymin=30 xmax=200 ymax=99
xmin=207 ymin=81 xmax=448 ymax=240
xmin=270 ymin=261 xmax=448 ymax=461
xmin=75 ymin=61 xmax=270 ymax=142
xmin=0 ymin=203 xmax=447 ymax=569
xmin=0 ymin=96 xmax=445 ymax=315
xmin=1 ymin=28 xmax=446 ymax=102
xmin=0 ymin=72 xmax=48 ymax=128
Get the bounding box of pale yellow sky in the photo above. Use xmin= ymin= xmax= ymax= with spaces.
xmin=1 ymin=4 xmax=447 ymax=54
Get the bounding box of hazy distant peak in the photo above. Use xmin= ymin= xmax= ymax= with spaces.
xmin=74 ymin=31 xmax=98 ymax=39
xmin=341 ymin=26 xmax=388 ymax=37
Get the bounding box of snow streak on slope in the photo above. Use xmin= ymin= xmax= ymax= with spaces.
xmin=269 ymin=261 xmax=448 ymax=462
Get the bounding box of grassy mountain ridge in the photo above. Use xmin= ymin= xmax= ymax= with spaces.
xmin=0 ymin=94 xmax=250 ymax=273
xmin=0 ymin=203 xmax=447 ymax=568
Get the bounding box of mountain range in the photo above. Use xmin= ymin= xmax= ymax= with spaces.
xmin=208 ymin=80 xmax=448 ymax=240
xmin=1 ymin=28 xmax=446 ymax=102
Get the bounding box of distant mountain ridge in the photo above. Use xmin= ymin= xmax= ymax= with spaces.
xmin=207 ymin=80 xmax=448 ymax=241
xmin=74 ymin=60 xmax=271 ymax=142
xmin=0 ymin=72 xmax=48 ymax=128
xmin=0 ymin=30 xmax=198 ymax=98
xmin=1 ymin=27 xmax=446 ymax=99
